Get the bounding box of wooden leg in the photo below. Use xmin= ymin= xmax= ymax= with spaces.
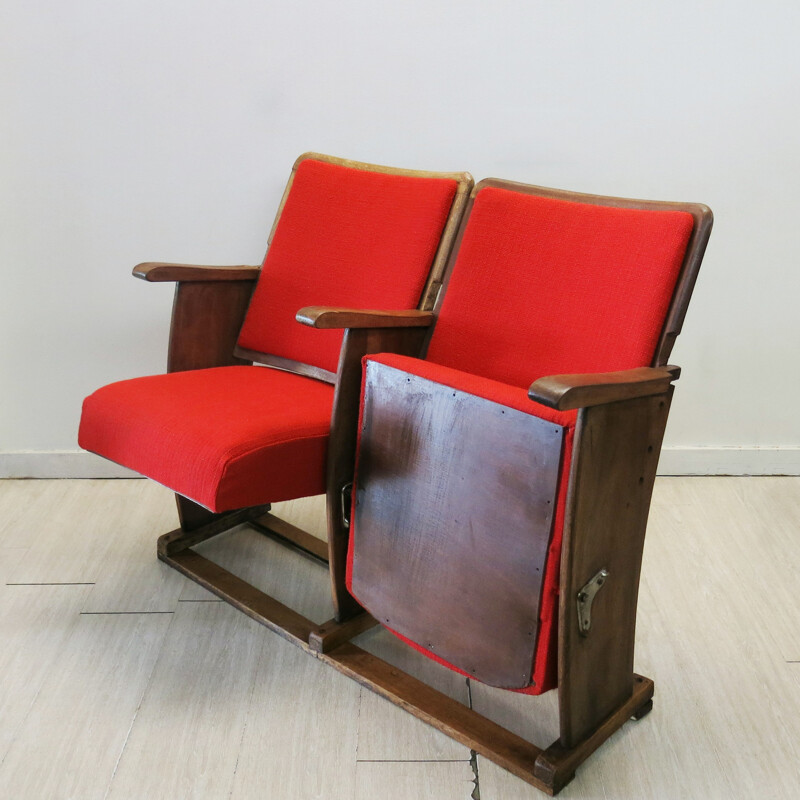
xmin=308 ymin=613 xmax=379 ymax=654
xmin=557 ymin=393 xmax=671 ymax=747
xmin=325 ymin=489 xmax=363 ymax=622
xmin=534 ymin=675 xmax=655 ymax=793
xmin=632 ymin=697 xmax=654 ymax=720
xmin=176 ymin=494 xmax=226 ymax=531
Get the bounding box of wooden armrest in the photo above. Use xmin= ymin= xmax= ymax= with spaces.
xmin=296 ymin=306 xmax=434 ymax=330
xmin=528 ymin=366 xmax=681 ymax=411
xmin=133 ymin=262 xmax=261 ymax=282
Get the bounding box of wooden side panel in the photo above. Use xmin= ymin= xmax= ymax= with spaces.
xmin=558 ymin=390 xmax=672 ymax=747
xmin=326 ymin=326 xmax=430 ymax=621
xmin=352 ymin=362 xmax=564 ymax=689
xmin=167 ymin=280 xmax=256 ymax=373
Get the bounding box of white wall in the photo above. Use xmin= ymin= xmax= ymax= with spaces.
xmin=2 ymin=0 xmax=799 ymax=475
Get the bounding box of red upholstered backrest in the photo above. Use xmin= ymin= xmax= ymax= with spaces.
xmin=237 ymin=158 xmax=459 ymax=373
xmin=425 ymin=187 xmax=695 ymax=387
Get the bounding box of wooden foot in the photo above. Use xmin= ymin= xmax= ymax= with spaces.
xmin=308 ymin=613 xmax=379 ymax=653
xmin=632 ymin=698 xmax=654 ymax=720
xmin=533 ymin=676 xmax=654 ymax=793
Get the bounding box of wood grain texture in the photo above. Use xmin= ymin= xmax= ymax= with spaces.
xmin=0 ymin=612 xmax=171 ymax=800
xmin=558 ymin=392 xmax=671 ymax=747
xmin=177 ymin=515 xmax=333 ymax=625
xmin=167 ymin=279 xmax=255 ymax=372
xmin=4 ymin=479 xmax=800 ymax=798
xmin=5 ymin=480 xmax=137 ymax=584
xmin=355 ymin=762 xmax=475 ymax=800
xmin=469 ymin=680 xmax=560 ymax=751
xmin=355 ymin=625 xmax=471 ymax=761
xmin=325 ymin=325 xmax=430 ymax=621
xmin=534 ymin=676 xmax=653 ymax=792
xmin=231 ymin=348 xmax=338 ymax=383
xmin=133 ymin=262 xmax=261 ymax=282
xmin=528 ymin=366 xmax=679 ymax=411
xmin=353 ymin=362 xmax=563 ymax=688
xmin=0 ymin=584 xmax=90 ymax=763
xmin=161 ymin=547 xmax=316 ymax=646
xmin=326 ymin=641 xmax=547 ymax=790
xmin=250 ymin=510 xmax=329 ymax=563
xmin=81 ymin=481 xmax=186 ymax=613
xmin=271 ymin=493 xmax=328 ymax=540
xmin=161 ymin=501 xmax=270 ymax=556
xmin=296 ymin=306 xmax=435 ymax=329
xmin=0 ymin=547 xmax=27 ymax=583
xmin=309 ymin=611 xmax=378 ymax=653
xmin=659 ymin=477 xmax=800 ymax=662
xmin=0 ymin=478 xmax=74 ymax=548
xmin=104 ymin=603 xmax=264 ymax=800
xmin=230 ymin=635 xmax=361 ymax=800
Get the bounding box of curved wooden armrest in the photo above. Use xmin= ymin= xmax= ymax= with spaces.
xmin=296 ymin=306 xmax=434 ymax=330
xmin=133 ymin=262 xmax=261 ymax=282
xmin=529 ymin=366 xmax=681 ymax=411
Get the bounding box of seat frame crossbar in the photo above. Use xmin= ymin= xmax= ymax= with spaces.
xmin=158 ymin=522 xmax=653 ymax=796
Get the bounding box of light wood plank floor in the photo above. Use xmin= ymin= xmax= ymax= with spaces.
xmin=0 ymin=477 xmax=798 ymax=799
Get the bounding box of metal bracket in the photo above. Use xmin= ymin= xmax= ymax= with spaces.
xmin=340 ymin=482 xmax=353 ymax=528
xmin=577 ymin=569 xmax=609 ymax=636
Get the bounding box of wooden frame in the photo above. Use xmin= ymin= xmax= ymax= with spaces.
xmin=137 ymin=172 xmax=711 ymax=795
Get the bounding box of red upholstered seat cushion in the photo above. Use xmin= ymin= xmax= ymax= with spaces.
xmin=426 ymin=187 xmax=694 ymax=387
xmin=237 ymin=158 xmax=459 ymax=373
xmin=79 ymin=366 xmax=334 ymax=513
xmin=347 ymin=353 xmax=576 ymax=695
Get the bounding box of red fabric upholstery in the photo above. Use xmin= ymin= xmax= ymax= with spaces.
xmin=347 ymin=353 xmax=576 ymax=695
xmin=349 ymin=188 xmax=695 ymax=694
xmin=79 ymin=366 xmax=334 ymax=513
xmin=426 ymin=188 xmax=694 ymax=387
xmin=237 ymin=158 xmax=459 ymax=373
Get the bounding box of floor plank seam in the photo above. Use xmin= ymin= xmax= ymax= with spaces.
xmin=6 ymin=582 xmax=95 ymax=586
xmin=79 ymin=612 xmax=176 ymax=618
xmin=226 ymin=638 xmax=265 ymax=799
xmin=355 ymin=687 xmax=363 ymax=762
xmin=100 ymin=616 xmax=174 ymax=800
xmin=356 ymin=759 xmax=473 ymax=763
xmin=177 ymin=598 xmax=223 ymax=603
xmin=466 ymin=678 xmax=481 ymax=800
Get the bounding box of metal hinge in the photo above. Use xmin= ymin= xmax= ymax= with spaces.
xmin=576 ymin=569 xmax=609 ymax=636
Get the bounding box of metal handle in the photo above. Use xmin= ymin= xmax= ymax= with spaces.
xmin=340 ymin=482 xmax=353 ymax=528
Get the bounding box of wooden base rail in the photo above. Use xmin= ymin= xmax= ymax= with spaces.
xmin=158 ymin=528 xmax=653 ymax=795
